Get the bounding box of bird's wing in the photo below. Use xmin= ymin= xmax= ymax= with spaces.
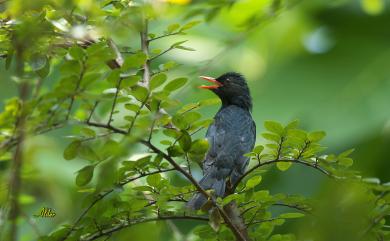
xmin=203 ymin=106 xmax=256 ymax=181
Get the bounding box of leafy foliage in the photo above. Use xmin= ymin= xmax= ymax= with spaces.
xmin=0 ymin=1 xmax=389 ymax=241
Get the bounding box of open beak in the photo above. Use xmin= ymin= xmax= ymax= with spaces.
xmin=199 ymin=76 xmax=223 ymax=89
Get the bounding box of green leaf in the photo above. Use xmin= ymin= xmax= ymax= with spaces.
xmin=177 ymin=103 xmax=200 ymax=114
xmin=308 ymin=131 xmax=326 ymax=142
xmin=152 ymin=49 xmax=162 ymax=55
xmin=199 ymin=98 xmax=221 ymax=106
xmin=153 ymin=90 xmax=170 ymax=101
xmin=147 ymin=173 xmax=161 ymax=187
xmin=183 ymin=111 xmax=202 ymax=124
xmin=180 ymin=20 xmax=201 ymax=31
xmin=101 ymin=140 xmax=120 ymax=160
xmin=164 ymin=77 xmax=188 ymax=92
xmin=123 ymin=52 xmax=147 ymax=69
xmin=60 ymin=60 xmax=81 ymax=76
xmin=160 ymin=140 xmax=172 ymax=145
xmin=130 ymin=86 xmax=149 ymax=102
xmin=124 ymin=103 xmax=139 ymax=112
xmin=287 ymin=129 xmax=307 ymax=140
xmin=279 ymin=212 xmax=305 ymax=219
xmin=339 ymin=148 xmax=355 ymax=158
xmin=161 ymin=60 xmax=177 ymax=70
xmin=124 ymin=115 xmax=134 ymax=122
xmin=171 ymin=40 xmax=188 ymax=48
xmin=69 ymin=46 xmax=85 ymax=60
xmin=276 ymin=162 xmax=292 ymax=171
xmin=222 ymin=193 xmax=241 ymax=205
xmin=79 ymin=145 xmax=100 ymax=162
xmin=63 ymin=140 xmax=81 ymax=160
xmin=81 ymin=128 xmax=96 ymax=138
xmin=188 ymin=153 xmax=204 ymax=164
xmin=285 ymin=119 xmax=299 ymax=130
xmin=106 ymin=69 xmax=120 ymax=84
xmin=338 ymin=157 xmax=353 ymax=167
xmin=82 ymin=73 xmax=100 ymax=87
xmin=245 ymin=176 xmax=262 ymax=189
xmin=150 ymin=98 xmax=161 ymax=112
xmin=163 ymin=129 xmax=180 ymax=138
xmin=266 ymin=143 xmax=279 ymax=151
xmin=178 ymin=131 xmax=192 ymax=152
xmin=167 ymin=23 xmax=180 ymax=33
xmin=253 ymin=145 xmax=264 ymax=154
xmin=153 ymin=154 xmax=163 ymax=166
xmin=130 ymin=200 xmax=149 ymax=212
xmin=264 ymin=120 xmax=284 ymax=135
xmin=122 ymin=76 xmax=141 ymax=87
xmin=167 ymin=145 xmax=184 ymax=157
xmin=76 ymin=165 xmax=95 ymax=186
xmin=189 ymin=139 xmax=209 ymax=154
xmin=150 ymin=73 xmax=167 ymax=90
xmin=172 ymin=114 xmax=189 ymax=130
xmin=262 ymin=133 xmax=280 ymax=142
xmin=175 ymin=46 xmax=196 ymax=51
xmin=47 ymin=227 xmax=70 ymax=240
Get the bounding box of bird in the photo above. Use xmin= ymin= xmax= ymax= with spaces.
xmin=187 ymin=72 xmax=256 ymax=210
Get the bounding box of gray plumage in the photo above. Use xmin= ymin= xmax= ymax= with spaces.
xmin=187 ymin=72 xmax=256 ymax=210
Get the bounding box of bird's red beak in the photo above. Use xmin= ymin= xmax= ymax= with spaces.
xmin=199 ymin=76 xmax=223 ymax=89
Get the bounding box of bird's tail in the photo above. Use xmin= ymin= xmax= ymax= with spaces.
xmin=186 ymin=173 xmax=225 ymax=210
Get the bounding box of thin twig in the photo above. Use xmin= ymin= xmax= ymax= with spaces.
xmin=66 ymin=60 xmax=86 ymax=120
xmin=107 ymin=78 xmax=123 ymax=125
xmin=140 ymin=140 xmax=248 ymax=241
xmin=232 ymin=138 xmax=330 ymax=192
xmin=148 ymin=32 xmax=182 ymax=42
xmin=272 ymin=203 xmax=311 ymax=214
xmin=87 ymin=101 xmax=99 ymax=123
xmin=247 ymin=218 xmax=281 ymax=226
xmin=82 ymin=215 xmax=209 ymax=241
xmin=140 ymin=18 xmax=151 ymax=88
xmin=240 ymin=206 xmax=257 ymax=217
xmin=233 ymin=158 xmax=332 ymax=192
xmin=127 ymin=96 xmax=149 ymax=135
xmin=149 ymin=47 xmax=174 ymax=61
xmin=60 ymin=167 xmax=175 ymax=241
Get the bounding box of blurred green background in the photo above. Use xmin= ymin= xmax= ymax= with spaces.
xmin=1 ymin=0 xmax=390 ymax=240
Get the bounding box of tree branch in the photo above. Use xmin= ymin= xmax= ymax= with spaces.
xmin=246 ymin=218 xmax=281 ymax=226
xmin=272 ymin=203 xmax=311 ymax=214
xmin=140 ymin=18 xmax=151 ymax=88
xmin=66 ymin=60 xmax=86 ymax=120
xmin=107 ymin=77 xmax=123 ymax=125
xmin=149 ymin=46 xmax=174 ymax=61
xmin=60 ymin=167 xmax=175 ymax=241
xmin=107 ymin=38 xmax=124 ymax=68
xmin=139 ymin=140 xmax=249 ymax=241
xmin=148 ymin=32 xmax=182 ymax=42
xmin=82 ymin=215 xmax=209 ymax=241
xmin=127 ymin=96 xmax=149 ymax=134
xmin=233 ymin=158 xmax=332 ymax=192
xmin=232 ymin=138 xmax=331 ymax=193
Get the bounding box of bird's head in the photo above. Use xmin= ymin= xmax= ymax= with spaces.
xmin=199 ymin=72 xmax=252 ymax=111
